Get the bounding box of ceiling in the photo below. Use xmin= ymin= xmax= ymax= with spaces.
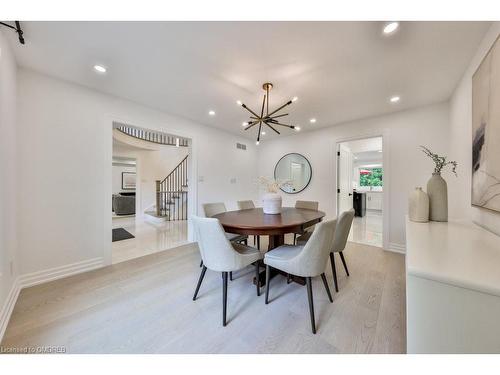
xmin=6 ymin=21 xmax=490 ymax=141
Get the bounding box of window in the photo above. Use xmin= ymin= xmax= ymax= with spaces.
xmin=359 ymin=167 xmax=383 ymax=187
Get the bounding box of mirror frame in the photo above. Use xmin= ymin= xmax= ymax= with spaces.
xmin=274 ymin=153 xmax=312 ymax=194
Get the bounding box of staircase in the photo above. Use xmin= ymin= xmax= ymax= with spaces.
xmin=145 ymin=155 xmax=189 ymax=222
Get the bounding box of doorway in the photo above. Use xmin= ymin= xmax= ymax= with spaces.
xmin=336 ymin=136 xmax=384 ymax=248
xmin=111 ymin=122 xmax=192 ymax=264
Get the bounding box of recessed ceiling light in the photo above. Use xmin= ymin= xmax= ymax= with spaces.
xmin=390 ymin=96 xmax=400 ymax=103
xmin=292 ymin=96 xmax=298 ymax=102
xmin=383 ymin=22 xmax=399 ymax=35
xmin=261 ymin=131 xmax=266 ymax=135
xmin=208 ymin=110 xmax=216 ymax=116
xmin=93 ymin=64 xmax=107 ymax=73
xmin=309 ymin=118 xmax=317 ymax=124
xmin=294 ymin=126 xmax=301 ymax=132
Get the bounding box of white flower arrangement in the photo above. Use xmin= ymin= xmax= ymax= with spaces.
xmin=257 ymin=176 xmax=292 ymax=193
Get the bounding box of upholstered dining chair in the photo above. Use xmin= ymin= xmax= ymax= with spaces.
xmin=264 ymin=219 xmax=337 ymax=334
xmin=328 ymin=208 xmax=355 ymax=292
xmin=293 ymin=200 xmax=319 ymax=245
xmin=297 ymin=208 xmax=354 ymax=293
xmin=237 ymin=200 xmax=260 ymax=250
xmin=202 ymin=203 xmax=249 ymax=280
xmin=192 ymin=215 xmax=263 ymax=326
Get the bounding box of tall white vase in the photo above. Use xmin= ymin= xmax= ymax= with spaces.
xmin=262 ymin=193 xmax=282 ymax=214
xmin=409 ymin=187 xmax=429 ymax=222
xmin=427 ymin=172 xmax=448 ymax=222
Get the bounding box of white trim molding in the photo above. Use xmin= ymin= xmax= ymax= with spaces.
xmin=387 ymin=242 xmax=406 ymax=254
xmin=0 ymin=257 xmax=104 ymax=342
xmin=18 ymin=257 xmax=104 ymax=289
xmin=0 ymin=277 xmax=21 ymax=343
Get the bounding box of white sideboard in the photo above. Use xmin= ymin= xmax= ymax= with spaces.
xmin=406 ymin=217 xmax=500 ymax=353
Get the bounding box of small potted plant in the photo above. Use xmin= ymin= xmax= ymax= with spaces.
xmin=258 ymin=176 xmax=291 ymax=214
xmin=420 ymin=146 xmax=458 ymax=222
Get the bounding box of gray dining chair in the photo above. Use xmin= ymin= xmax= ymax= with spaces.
xmin=264 ymin=219 xmax=337 ymax=334
xmin=329 ymin=208 xmax=355 ymax=292
xmin=297 ymin=208 xmax=355 ymax=293
xmin=293 ymin=200 xmax=319 ymax=245
xmin=202 ymin=202 xmax=249 ymax=279
xmin=237 ymin=200 xmax=260 ymax=250
xmin=192 ymin=215 xmax=263 ymax=326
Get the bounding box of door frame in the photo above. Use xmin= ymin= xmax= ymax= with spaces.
xmin=334 ymin=130 xmax=390 ymax=250
xmin=103 ymin=113 xmax=199 ymax=266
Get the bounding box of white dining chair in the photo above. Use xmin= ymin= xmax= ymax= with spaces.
xmin=202 ymin=202 xmax=249 ymax=279
xmin=192 ymin=215 xmax=263 ymax=326
xmin=297 ymin=208 xmax=354 ymax=293
xmin=264 ymin=219 xmax=337 ymax=334
xmin=293 ymin=200 xmax=319 ymax=245
xmin=329 ymin=208 xmax=355 ymax=292
xmin=237 ymin=200 xmax=260 ymax=250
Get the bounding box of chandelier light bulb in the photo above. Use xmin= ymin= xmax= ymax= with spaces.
xmin=256 ymin=141 xmax=260 ymax=145
xmin=236 ymin=100 xmax=243 ymax=106
xmin=295 ymin=126 xmax=301 ymax=131
xmin=292 ymin=96 xmax=298 ymax=102
xmin=242 ymin=122 xmax=248 ymax=126
xmin=383 ymin=22 xmax=399 ymax=34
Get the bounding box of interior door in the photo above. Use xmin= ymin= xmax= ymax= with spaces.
xmin=337 ymin=143 xmax=353 ymax=215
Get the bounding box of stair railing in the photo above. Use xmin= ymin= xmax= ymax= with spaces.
xmin=156 ymin=155 xmax=189 ymax=220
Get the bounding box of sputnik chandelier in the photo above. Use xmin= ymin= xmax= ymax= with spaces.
xmin=237 ymin=83 xmax=300 ymax=145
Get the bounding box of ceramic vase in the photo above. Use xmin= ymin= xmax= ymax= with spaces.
xmin=427 ymin=172 xmax=448 ymax=222
xmin=262 ymin=192 xmax=282 ymax=214
xmin=409 ymin=187 xmax=429 ymax=222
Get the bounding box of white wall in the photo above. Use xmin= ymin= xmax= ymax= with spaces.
xmin=16 ymin=68 xmax=259 ymax=275
xmin=449 ymin=23 xmax=500 ymax=235
xmin=0 ymin=31 xmax=18 ymax=338
xmin=258 ymin=102 xmax=450 ymax=250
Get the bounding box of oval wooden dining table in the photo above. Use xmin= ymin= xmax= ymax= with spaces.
xmin=212 ymin=207 xmax=326 ymax=285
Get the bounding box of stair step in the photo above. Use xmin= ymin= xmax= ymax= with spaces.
xmin=145 ymin=210 xmax=169 ymax=218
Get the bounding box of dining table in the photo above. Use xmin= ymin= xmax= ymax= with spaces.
xmin=212 ymin=207 xmax=326 ymax=285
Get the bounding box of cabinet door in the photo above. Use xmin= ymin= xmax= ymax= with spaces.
xmin=366 ymin=193 xmax=383 ymax=210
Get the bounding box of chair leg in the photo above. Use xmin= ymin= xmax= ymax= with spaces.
xmin=244 ymin=239 xmax=248 ymax=245
xmin=222 ymin=271 xmax=228 ymax=326
xmin=339 ymin=251 xmax=349 ymax=276
xmin=193 ymin=265 xmax=207 ymax=301
xmin=329 ymin=252 xmax=339 ymax=293
xmin=321 ymin=273 xmax=333 ymax=303
xmin=294 ymin=233 xmax=297 ymax=245
xmin=265 ymin=265 xmax=270 ymax=304
xmin=306 ymin=277 xmax=316 ymax=334
xmin=257 ymin=235 xmax=260 ymax=250
xmin=255 ymin=262 xmax=260 ymax=296
xmin=199 ymin=259 xmax=203 ymax=267
xmin=229 ymin=271 xmax=233 ymax=281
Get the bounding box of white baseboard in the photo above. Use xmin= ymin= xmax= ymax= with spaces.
xmin=387 ymin=242 xmax=406 ymax=254
xmin=0 ymin=277 xmax=21 ymax=343
xmin=18 ymin=257 xmax=104 ymax=289
xmin=0 ymin=257 xmax=104 ymax=343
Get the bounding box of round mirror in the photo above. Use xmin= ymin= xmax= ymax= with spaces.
xmin=274 ymin=153 xmax=312 ymax=194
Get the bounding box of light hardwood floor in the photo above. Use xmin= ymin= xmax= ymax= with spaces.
xmin=1 ymin=238 xmax=406 ymax=353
